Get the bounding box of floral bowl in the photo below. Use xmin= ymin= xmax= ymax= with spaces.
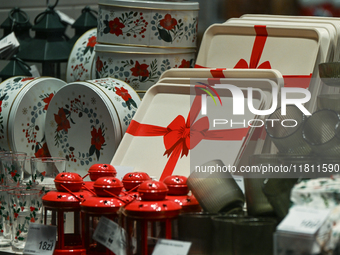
xmin=66 ymin=28 xmax=97 ymax=83
xmin=44 ymin=77 xmax=141 ymax=177
xmin=0 ymin=76 xmax=66 ymax=156
xmin=92 ymin=43 xmax=196 ymax=92
xmin=97 ymin=0 xmax=199 ymax=48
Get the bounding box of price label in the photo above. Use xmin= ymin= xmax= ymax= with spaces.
xmin=93 ymin=216 xmax=127 ymax=255
xmin=277 ymin=206 xmax=331 ymax=235
xmin=152 ymin=239 xmax=191 ymax=255
xmin=23 ymin=223 xmax=57 ymax=255
xmin=232 ymin=174 xmax=245 ymax=194
xmin=30 ymin=65 xmax=40 ymax=77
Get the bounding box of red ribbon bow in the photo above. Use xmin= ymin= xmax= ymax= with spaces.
xmin=126 ymin=90 xmax=249 ymax=181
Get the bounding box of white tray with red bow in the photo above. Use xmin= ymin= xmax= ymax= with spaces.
xmin=111 ymin=83 xmax=266 ymax=181
xmin=195 ymin=23 xmax=328 ymax=112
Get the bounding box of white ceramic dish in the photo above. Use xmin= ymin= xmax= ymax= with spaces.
xmin=66 ymin=28 xmax=97 ymax=83
xmin=111 ymin=83 xmax=266 ymax=180
xmin=0 ymin=76 xmax=67 ymax=156
xmin=92 ymin=43 xmax=196 ymax=91
xmin=97 ymin=0 xmax=199 ymax=48
xmin=44 ymin=78 xmax=141 ymax=176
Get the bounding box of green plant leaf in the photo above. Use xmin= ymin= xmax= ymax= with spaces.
xmin=157 ymin=27 xmax=172 ymax=42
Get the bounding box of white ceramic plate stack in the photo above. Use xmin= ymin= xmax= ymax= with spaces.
xmin=44 ymin=77 xmax=141 ymax=176
xmin=0 ymin=76 xmax=67 ymax=156
xmin=157 ymin=68 xmax=284 ymax=155
xmin=94 ymin=0 xmax=199 ymax=95
xmin=66 ymin=28 xmax=97 ymax=83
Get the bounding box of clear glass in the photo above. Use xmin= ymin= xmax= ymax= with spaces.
xmin=265 ymin=105 xmax=311 ymax=155
xmin=232 ymin=218 xmax=277 ymax=255
xmin=8 ymin=189 xmax=43 ymax=251
xmin=0 ymin=152 xmax=27 ymax=185
xmin=30 ymin=157 xmax=66 ymax=188
xmin=0 ymin=154 xmax=31 ymax=187
xmin=317 ymin=94 xmax=340 ymax=112
xmin=187 ymin=159 xmax=245 ymax=213
xmin=302 ymin=109 xmax=340 ymax=156
xmin=0 ymin=187 xmax=14 ymax=247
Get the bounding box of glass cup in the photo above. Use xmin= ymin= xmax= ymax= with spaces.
xmin=0 ymin=187 xmax=13 ymax=247
xmin=317 ymin=94 xmax=340 ymax=112
xmin=262 ymin=178 xmax=298 ymax=220
xmin=265 ymin=105 xmax=311 ymax=155
xmin=178 ymin=212 xmax=219 ymax=255
xmin=0 ymin=152 xmax=27 ymax=185
xmin=302 ymin=109 xmax=340 ymax=157
xmin=211 ymin=214 xmax=249 ymax=255
xmin=30 ymin=157 xmax=66 ymax=188
xmin=0 ymin=154 xmax=31 ymax=187
xmin=187 ymin=159 xmax=245 ymax=213
xmin=8 ymin=188 xmax=43 ymax=251
xmin=232 ymin=218 xmax=277 ymax=255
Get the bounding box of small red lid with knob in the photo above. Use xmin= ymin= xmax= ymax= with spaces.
xmin=137 ymin=180 xmax=168 ymax=201
xmin=54 ymin=172 xmax=84 ymax=192
xmin=88 ymin=164 xmax=117 ymax=181
xmin=163 ymin=175 xmax=189 ymax=195
xmin=122 ymin=172 xmax=151 ymax=191
xmin=93 ymin=177 xmax=124 ymax=197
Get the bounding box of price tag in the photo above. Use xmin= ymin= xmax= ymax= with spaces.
xmin=23 ymin=223 xmax=57 ymax=255
xmin=277 ymin=206 xmax=331 ymax=235
xmin=55 ymin=10 xmax=75 ymax=25
xmin=152 ymin=239 xmax=191 ymax=255
xmin=232 ymin=174 xmax=245 ymax=194
xmin=30 ymin=65 xmax=41 ymax=77
xmin=93 ymin=216 xmax=127 ymax=255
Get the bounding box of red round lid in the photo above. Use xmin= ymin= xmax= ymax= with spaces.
xmin=81 ymin=196 xmax=124 ymax=213
xmin=122 ymin=172 xmax=151 ymax=191
xmin=42 ymin=190 xmax=93 ymax=208
xmin=54 ymin=172 xmax=84 ymax=192
xmin=93 ymin=177 xmax=123 ymax=196
xmin=163 ymin=175 xmax=189 ymax=195
xmin=88 ymin=164 xmax=117 ymax=181
xmin=123 ymin=199 xmax=181 ymax=219
xmin=137 ymin=180 xmax=168 ymax=201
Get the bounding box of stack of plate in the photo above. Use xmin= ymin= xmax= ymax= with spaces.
xmin=110 ymin=68 xmax=282 ymax=180
xmin=195 ymin=14 xmax=340 ymax=112
xmin=93 ymin=0 xmax=199 ymax=97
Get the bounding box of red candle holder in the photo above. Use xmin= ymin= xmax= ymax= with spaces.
xmin=122 ymin=180 xmax=182 ymax=255
xmin=42 ymin=172 xmax=93 ymax=255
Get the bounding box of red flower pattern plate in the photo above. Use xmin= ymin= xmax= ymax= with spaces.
xmin=44 ymin=78 xmax=141 ymax=176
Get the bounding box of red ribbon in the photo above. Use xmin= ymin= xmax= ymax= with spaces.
xmin=194 ymin=64 xmax=227 ymax=78
xmin=234 ymin=25 xmax=271 ymax=69
xmin=126 ymin=91 xmax=249 ymax=181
